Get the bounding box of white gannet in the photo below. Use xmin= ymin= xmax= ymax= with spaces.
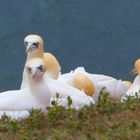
xmin=0 ymin=58 xmax=51 ymax=120
xmin=58 ymin=67 xmax=131 ymax=102
xmin=121 ymin=59 xmax=140 ymax=101
xmin=21 ymin=34 xmax=61 ymax=89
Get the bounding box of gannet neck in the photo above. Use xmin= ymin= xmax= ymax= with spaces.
xmin=133 ymin=75 xmax=140 ymax=85
xmin=135 ymin=59 xmax=140 ymax=75
xmin=26 ymin=50 xmax=44 ymax=60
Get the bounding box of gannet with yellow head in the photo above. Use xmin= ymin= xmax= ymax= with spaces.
xmin=21 ymin=34 xmax=61 ymax=89
xmin=121 ymin=59 xmax=140 ymax=101
xmin=0 ymin=58 xmax=51 ymax=120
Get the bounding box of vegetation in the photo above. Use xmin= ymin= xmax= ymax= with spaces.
xmin=0 ymin=90 xmax=140 ymax=140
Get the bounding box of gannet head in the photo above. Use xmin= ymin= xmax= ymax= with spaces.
xmin=24 ymin=35 xmax=44 ymax=53
xmin=72 ymin=73 xmax=95 ymax=96
xmin=25 ymin=58 xmax=46 ymax=80
xmin=135 ymin=59 xmax=140 ymax=75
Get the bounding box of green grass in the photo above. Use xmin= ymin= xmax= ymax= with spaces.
xmin=0 ymin=90 xmax=140 ymax=140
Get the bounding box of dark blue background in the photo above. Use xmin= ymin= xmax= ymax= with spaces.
xmin=0 ymin=0 xmax=139 ymax=91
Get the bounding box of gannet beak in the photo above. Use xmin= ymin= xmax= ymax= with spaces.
xmin=135 ymin=59 xmax=140 ymax=75
xmin=31 ymin=68 xmax=39 ymax=79
xmin=31 ymin=66 xmax=43 ymax=79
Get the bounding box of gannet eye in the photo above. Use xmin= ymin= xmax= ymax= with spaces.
xmin=38 ymin=65 xmax=43 ymax=71
xmin=27 ymin=67 xmax=32 ymax=73
xmin=33 ymin=42 xmax=39 ymax=48
xmin=24 ymin=41 xmax=28 ymax=47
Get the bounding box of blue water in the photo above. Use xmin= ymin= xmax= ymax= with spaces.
xmin=0 ymin=0 xmax=139 ymax=92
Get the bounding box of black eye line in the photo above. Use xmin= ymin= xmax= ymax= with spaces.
xmin=33 ymin=42 xmax=39 ymax=48
xmin=38 ymin=65 xmax=43 ymax=71
xmin=24 ymin=41 xmax=39 ymax=48
xmin=28 ymin=67 xmax=32 ymax=72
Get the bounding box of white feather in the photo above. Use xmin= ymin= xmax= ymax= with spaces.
xmin=121 ymin=75 xmax=140 ymax=101
xmin=58 ymin=67 xmax=129 ymax=102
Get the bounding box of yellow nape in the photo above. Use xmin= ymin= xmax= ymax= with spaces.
xmin=43 ymin=53 xmax=61 ymax=79
xmin=135 ymin=59 xmax=140 ymax=75
xmin=122 ymin=81 xmax=132 ymax=88
xmin=72 ymin=73 xmax=95 ymax=96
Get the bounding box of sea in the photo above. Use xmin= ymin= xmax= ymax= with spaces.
xmin=0 ymin=0 xmax=139 ymax=92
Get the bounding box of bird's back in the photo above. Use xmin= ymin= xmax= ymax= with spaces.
xmin=44 ymin=53 xmax=61 ymax=79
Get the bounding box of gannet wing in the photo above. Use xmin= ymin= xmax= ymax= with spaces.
xmin=58 ymin=72 xmax=73 ymax=83
xmin=92 ymin=79 xmax=128 ymax=101
xmin=0 ymin=89 xmax=41 ymax=111
xmin=46 ymin=77 xmax=87 ymax=98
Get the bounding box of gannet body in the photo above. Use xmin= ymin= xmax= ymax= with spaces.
xmin=0 ymin=58 xmax=51 ymax=120
xmin=46 ymin=76 xmax=88 ymax=98
xmin=121 ymin=59 xmax=140 ymax=101
xmin=21 ymin=34 xmax=61 ymax=89
xmin=58 ymin=67 xmax=129 ymax=102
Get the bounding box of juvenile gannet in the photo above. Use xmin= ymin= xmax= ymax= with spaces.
xmin=21 ymin=34 xmax=61 ymax=89
xmin=58 ymin=67 xmax=130 ymax=102
xmin=121 ymin=59 xmax=140 ymax=101
xmin=0 ymin=58 xmax=51 ymax=120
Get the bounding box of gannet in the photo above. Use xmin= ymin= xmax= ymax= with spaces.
xmin=20 ymin=34 xmax=61 ymax=89
xmin=0 ymin=58 xmax=51 ymax=120
xmin=58 ymin=67 xmax=130 ymax=102
xmin=121 ymin=59 xmax=140 ymax=101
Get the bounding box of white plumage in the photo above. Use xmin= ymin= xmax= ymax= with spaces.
xmin=44 ymin=73 xmax=95 ymax=108
xmin=121 ymin=75 xmax=140 ymax=101
xmin=0 ymin=59 xmax=95 ymax=120
xmin=121 ymin=59 xmax=140 ymax=101
xmin=58 ymin=67 xmax=129 ymax=102
xmin=0 ymin=59 xmax=51 ymax=120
